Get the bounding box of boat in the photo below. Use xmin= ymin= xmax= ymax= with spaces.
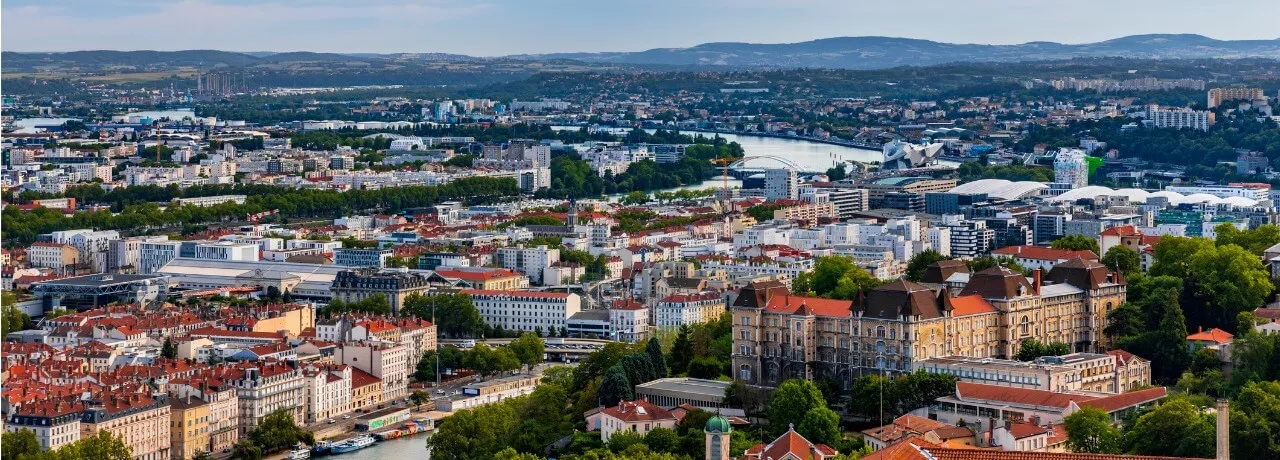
xmin=329 ymin=435 xmax=376 ymax=454
xmin=311 ymin=441 xmax=334 ymax=456
xmin=288 ymin=445 xmax=312 ymax=460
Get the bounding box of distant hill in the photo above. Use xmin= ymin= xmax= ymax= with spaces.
xmin=4 ymin=34 xmax=1278 ymax=73
xmin=519 ymin=34 xmax=1280 ymax=69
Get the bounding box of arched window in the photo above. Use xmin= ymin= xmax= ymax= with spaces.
xmin=876 ymin=326 xmax=886 ymax=338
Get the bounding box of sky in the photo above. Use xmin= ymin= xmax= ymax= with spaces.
xmin=3 ymin=0 xmax=1279 ymax=56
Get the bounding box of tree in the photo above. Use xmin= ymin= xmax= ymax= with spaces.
xmin=1186 ymin=243 xmax=1272 ymax=331
xmin=606 ymin=432 xmax=647 ymax=454
xmin=410 ymin=390 xmax=431 ymax=409
xmin=1015 ymin=339 xmax=1070 ymax=361
xmin=1100 ymin=246 xmax=1140 ymax=275
xmin=905 ymin=249 xmax=948 ymax=282
xmin=2 ymin=430 xmax=42 ymax=460
xmin=1230 ymin=381 xmax=1280 ymax=459
xmin=160 ymin=337 xmax=178 ymax=359
xmin=1213 ymin=223 xmax=1280 ymax=256
xmin=768 ymin=379 xmax=826 ymax=436
xmin=1117 ymin=284 xmax=1192 ymax=383
xmin=685 ymin=356 xmax=723 ymax=379
xmin=63 ymin=430 xmax=134 ymax=460
xmin=848 ymin=372 xmax=958 ymax=421
xmin=597 ymin=365 xmax=634 ymax=406
xmin=404 ymin=293 xmax=484 ymax=338
xmin=1063 ymin=406 xmax=1122 ymax=454
xmin=1051 ymin=234 xmax=1100 ymax=253
xmin=797 ymin=407 xmax=841 ymax=446
xmin=645 ymin=338 xmax=667 ymax=379
xmin=642 ymin=427 xmax=680 ymax=453
xmin=809 ymin=256 xmax=879 ymax=300
xmin=507 ymin=332 xmax=546 ymax=371
xmin=2 ymin=301 xmax=31 ymax=336
xmin=1125 ymin=398 xmax=1214 ymax=458
xmin=669 ymin=325 xmax=693 ymax=375
xmin=247 ymin=409 xmax=312 ymax=455
xmin=621 ymin=191 xmax=650 ymax=206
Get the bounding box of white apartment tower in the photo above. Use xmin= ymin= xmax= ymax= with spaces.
xmin=765 ymin=168 xmax=800 ymax=201
xmin=1054 ymin=149 xmax=1089 ymax=189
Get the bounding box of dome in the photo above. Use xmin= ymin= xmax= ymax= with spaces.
xmin=705 ymin=414 xmax=732 ymax=434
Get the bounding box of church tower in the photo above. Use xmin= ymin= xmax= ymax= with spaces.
xmin=705 ymin=414 xmax=732 ymax=460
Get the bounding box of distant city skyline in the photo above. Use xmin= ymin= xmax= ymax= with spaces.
xmin=3 ymin=0 xmax=1279 ymax=56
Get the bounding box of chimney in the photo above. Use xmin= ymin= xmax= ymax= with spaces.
xmin=1216 ymin=399 xmax=1230 ymax=460
xmin=1033 ymin=269 xmax=1042 ymax=295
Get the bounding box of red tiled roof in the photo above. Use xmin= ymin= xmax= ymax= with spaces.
xmin=350 ymin=368 xmax=382 ymax=388
xmin=1008 ymin=421 xmax=1049 ymax=439
xmin=1099 ymin=226 xmax=1141 ymax=237
xmin=907 ymin=447 xmax=1209 ymax=460
xmin=746 ymin=427 xmax=837 ymax=460
xmin=600 ymin=399 xmax=675 ymax=423
xmin=991 ymin=245 xmax=1099 ymax=262
xmin=950 ymin=295 xmax=997 ymax=316
xmin=1078 ymin=387 xmax=1167 ymax=412
xmin=434 ymin=268 xmax=522 ymax=281
xmin=459 ymin=289 xmax=571 ymax=299
xmin=1186 ymin=327 xmax=1233 ymax=344
xmin=765 ymin=294 xmax=852 ymax=318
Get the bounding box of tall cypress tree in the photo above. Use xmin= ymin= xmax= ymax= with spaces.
xmin=597 ymin=365 xmax=634 ymax=406
xmin=645 ymin=337 xmax=667 ymax=378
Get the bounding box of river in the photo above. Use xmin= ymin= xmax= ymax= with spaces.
xmin=340 ymin=432 xmax=433 ymax=460
xmin=552 ymin=128 xmax=883 ymax=200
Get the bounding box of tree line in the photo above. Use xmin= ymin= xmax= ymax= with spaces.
xmin=3 ymin=176 xmax=519 ymax=246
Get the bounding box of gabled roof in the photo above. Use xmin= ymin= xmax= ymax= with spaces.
xmin=960 ymin=266 xmax=1034 ymax=299
xmin=600 ymin=399 xmax=676 ymax=423
xmin=950 ymin=295 xmax=996 ymax=317
xmin=856 ymin=279 xmax=948 ymax=320
xmin=1186 ymin=327 xmax=1233 ymax=344
xmin=992 ymin=245 xmax=1098 ymax=262
xmin=745 ymin=426 xmax=837 ymax=460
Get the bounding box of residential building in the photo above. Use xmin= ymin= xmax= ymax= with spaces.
xmin=610 ymin=300 xmax=650 ymax=343
xmin=730 ymin=259 xmax=1124 ymax=387
xmin=333 ymin=248 xmax=393 ymax=268
xmin=29 ymin=242 xmax=79 ymax=273
xmin=222 ymin=361 xmax=305 ymax=436
xmin=169 ymin=396 xmax=210 ymax=460
xmin=655 ymin=292 xmax=725 ymax=328
xmin=4 ymin=400 xmax=82 ymax=451
xmin=79 ymin=392 xmax=172 ymax=460
xmin=495 ymin=245 xmax=560 ymax=285
xmin=330 ymin=268 xmax=431 ymax=316
xmin=989 ymin=246 xmax=1099 ymax=272
xmin=301 ymin=364 xmax=352 ymax=424
xmin=743 ymin=426 xmax=838 ymax=460
xmin=349 ymin=369 xmax=383 ymax=413
xmin=334 ymin=342 xmax=411 ymax=401
xmin=462 ymin=290 xmax=582 ymax=333
xmin=1208 ymin=87 xmax=1265 ymax=108
xmin=599 ymin=400 xmax=677 ymax=442
xmin=765 ymin=168 xmax=800 ymax=201
xmin=1147 ymin=107 xmax=1211 ymax=131
xmin=1053 ymin=149 xmax=1089 ymax=189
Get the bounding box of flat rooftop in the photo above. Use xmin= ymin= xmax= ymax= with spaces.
xmin=635 ymin=378 xmax=731 ymax=399
xmin=34 ymin=273 xmax=167 ymax=288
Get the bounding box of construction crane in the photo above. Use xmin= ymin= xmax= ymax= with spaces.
xmin=712 ymin=157 xmax=736 ymax=214
xmin=247 ymin=209 xmax=279 ymax=235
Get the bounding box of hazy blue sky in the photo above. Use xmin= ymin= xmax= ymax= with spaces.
xmin=4 ymin=0 xmax=1278 ymax=55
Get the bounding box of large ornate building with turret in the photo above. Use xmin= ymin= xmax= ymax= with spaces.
xmin=730 ymin=258 xmax=1125 ymax=388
